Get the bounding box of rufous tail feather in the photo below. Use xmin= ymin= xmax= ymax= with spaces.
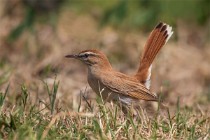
xmin=135 ymin=22 xmax=173 ymax=89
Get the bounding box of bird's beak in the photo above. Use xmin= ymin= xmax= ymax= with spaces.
xmin=65 ymin=54 xmax=79 ymax=59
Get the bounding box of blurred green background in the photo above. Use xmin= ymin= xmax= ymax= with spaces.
xmin=5 ymin=0 xmax=210 ymax=41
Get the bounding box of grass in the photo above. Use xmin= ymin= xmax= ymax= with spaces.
xmin=0 ymin=80 xmax=209 ymax=140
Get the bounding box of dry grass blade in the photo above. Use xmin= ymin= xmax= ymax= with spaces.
xmin=41 ymin=111 xmax=94 ymax=139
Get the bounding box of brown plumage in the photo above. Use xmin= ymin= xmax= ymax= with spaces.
xmin=66 ymin=22 xmax=173 ymax=108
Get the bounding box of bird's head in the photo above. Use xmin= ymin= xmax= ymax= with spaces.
xmin=65 ymin=49 xmax=112 ymax=70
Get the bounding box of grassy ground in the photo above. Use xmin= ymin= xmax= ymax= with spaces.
xmin=0 ymin=82 xmax=209 ymax=139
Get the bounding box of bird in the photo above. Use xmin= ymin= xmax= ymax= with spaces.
xmin=65 ymin=22 xmax=173 ymax=110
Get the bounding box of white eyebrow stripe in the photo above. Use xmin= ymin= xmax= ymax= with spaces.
xmin=80 ymin=52 xmax=98 ymax=56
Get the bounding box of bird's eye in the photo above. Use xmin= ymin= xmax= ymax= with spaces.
xmin=84 ymin=54 xmax=88 ymax=58
xmin=79 ymin=54 xmax=88 ymax=58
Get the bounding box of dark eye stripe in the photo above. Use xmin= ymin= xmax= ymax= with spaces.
xmin=84 ymin=54 xmax=88 ymax=58
xmin=79 ymin=54 xmax=88 ymax=58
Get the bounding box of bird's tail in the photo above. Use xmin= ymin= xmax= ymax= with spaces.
xmin=135 ymin=22 xmax=173 ymax=89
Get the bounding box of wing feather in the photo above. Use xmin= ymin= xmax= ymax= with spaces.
xmin=100 ymin=71 xmax=158 ymax=101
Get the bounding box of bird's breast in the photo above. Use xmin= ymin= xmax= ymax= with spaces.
xmin=87 ymin=72 xmax=119 ymax=102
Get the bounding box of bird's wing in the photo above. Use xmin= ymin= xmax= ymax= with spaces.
xmin=100 ymin=72 xmax=158 ymax=101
